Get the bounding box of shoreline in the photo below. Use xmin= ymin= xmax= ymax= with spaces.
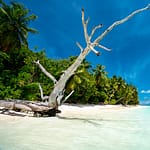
xmin=0 ymin=104 xmax=148 ymax=120
xmin=57 ymin=104 xmax=148 ymax=118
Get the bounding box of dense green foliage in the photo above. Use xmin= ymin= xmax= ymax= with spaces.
xmin=0 ymin=0 xmax=139 ymax=105
xmin=0 ymin=0 xmax=37 ymax=52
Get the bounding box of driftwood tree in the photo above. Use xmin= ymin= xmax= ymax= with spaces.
xmin=35 ymin=4 xmax=150 ymax=109
xmin=0 ymin=4 xmax=149 ymax=117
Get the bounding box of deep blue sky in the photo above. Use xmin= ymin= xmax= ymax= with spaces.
xmin=6 ymin=0 xmax=150 ymax=103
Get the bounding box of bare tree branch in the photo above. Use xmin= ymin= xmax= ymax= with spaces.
xmin=89 ymin=24 xmax=103 ymax=40
xmin=82 ymin=8 xmax=90 ymax=44
xmin=62 ymin=90 xmax=74 ymax=104
xmin=89 ymin=45 xmax=100 ymax=56
xmin=94 ymin=4 xmax=150 ymax=44
xmin=34 ymin=60 xmax=57 ymax=84
xmin=38 ymin=83 xmax=49 ymax=101
xmin=86 ymin=17 xmax=90 ymax=25
xmin=97 ymin=44 xmax=111 ymax=51
xmin=56 ymin=89 xmax=65 ymax=105
xmin=76 ymin=42 xmax=84 ymax=53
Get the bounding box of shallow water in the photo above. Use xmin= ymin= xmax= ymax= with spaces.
xmin=0 ymin=106 xmax=150 ymax=150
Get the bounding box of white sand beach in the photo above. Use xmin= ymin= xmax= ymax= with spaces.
xmin=57 ymin=104 xmax=146 ymax=119
xmin=0 ymin=104 xmax=150 ymax=150
xmin=0 ymin=104 xmax=145 ymax=120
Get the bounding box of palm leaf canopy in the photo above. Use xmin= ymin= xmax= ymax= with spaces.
xmin=0 ymin=0 xmax=38 ymax=52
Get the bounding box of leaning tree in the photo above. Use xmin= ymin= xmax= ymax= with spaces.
xmin=35 ymin=4 xmax=150 ymax=109
xmin=1 ymin=4 xmax=149 ymax=117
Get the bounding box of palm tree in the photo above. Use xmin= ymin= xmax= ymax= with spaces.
xmin=123 ymin=84 xmax=139 ymax=105
xmin=93 ymin=64 xmax=107 ymax=88
xmin=65 ymin=59 xmax=93 ymax=103
xmin=0 ymin=0 xmax=37 ymax=52
xmin=66 ymin=59 xmax=91 ymax=91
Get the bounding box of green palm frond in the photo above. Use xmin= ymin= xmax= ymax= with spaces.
xmin=0 ymin=7 xmax=11 ymax=20
xmin=0 ymin=1 xmax=37 ymax=52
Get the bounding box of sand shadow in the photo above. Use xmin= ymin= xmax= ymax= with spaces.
xmin=57 ymin=115 xmax=103 ymax=126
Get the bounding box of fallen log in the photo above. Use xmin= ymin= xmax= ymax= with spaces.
xmin=0 ymin=100 xmax=59 ymax=117
xmin=0 ymin=101 xmax=14 ymax=109
xmin=14 ymin=103 xmax=32 ymax=112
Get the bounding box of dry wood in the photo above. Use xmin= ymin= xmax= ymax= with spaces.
xmin=34 ymin=60 xmax=57 ymax=84
xmin=0 ymin=100 xmax=57 ymax=117
xmin=38 ymin=83 xmax=49 ymax=101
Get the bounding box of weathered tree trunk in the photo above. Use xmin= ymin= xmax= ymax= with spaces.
xmin=36 ymin=5 xmax=149 ymax=109
xmin=48 ymin=47 xmax=92 ymax=107
xmin=0 ymin=100 xmax=57 ymax=117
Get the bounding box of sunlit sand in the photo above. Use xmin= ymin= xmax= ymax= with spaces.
xmin=0 ymin=104 xmax=145 ymax=120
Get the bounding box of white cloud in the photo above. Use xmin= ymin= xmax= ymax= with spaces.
xmin=141 ymin=90 xmax=150 ymax=94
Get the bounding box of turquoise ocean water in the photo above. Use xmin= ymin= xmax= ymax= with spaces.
xmin=0 ymin=106 xmax=150 ymax=150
